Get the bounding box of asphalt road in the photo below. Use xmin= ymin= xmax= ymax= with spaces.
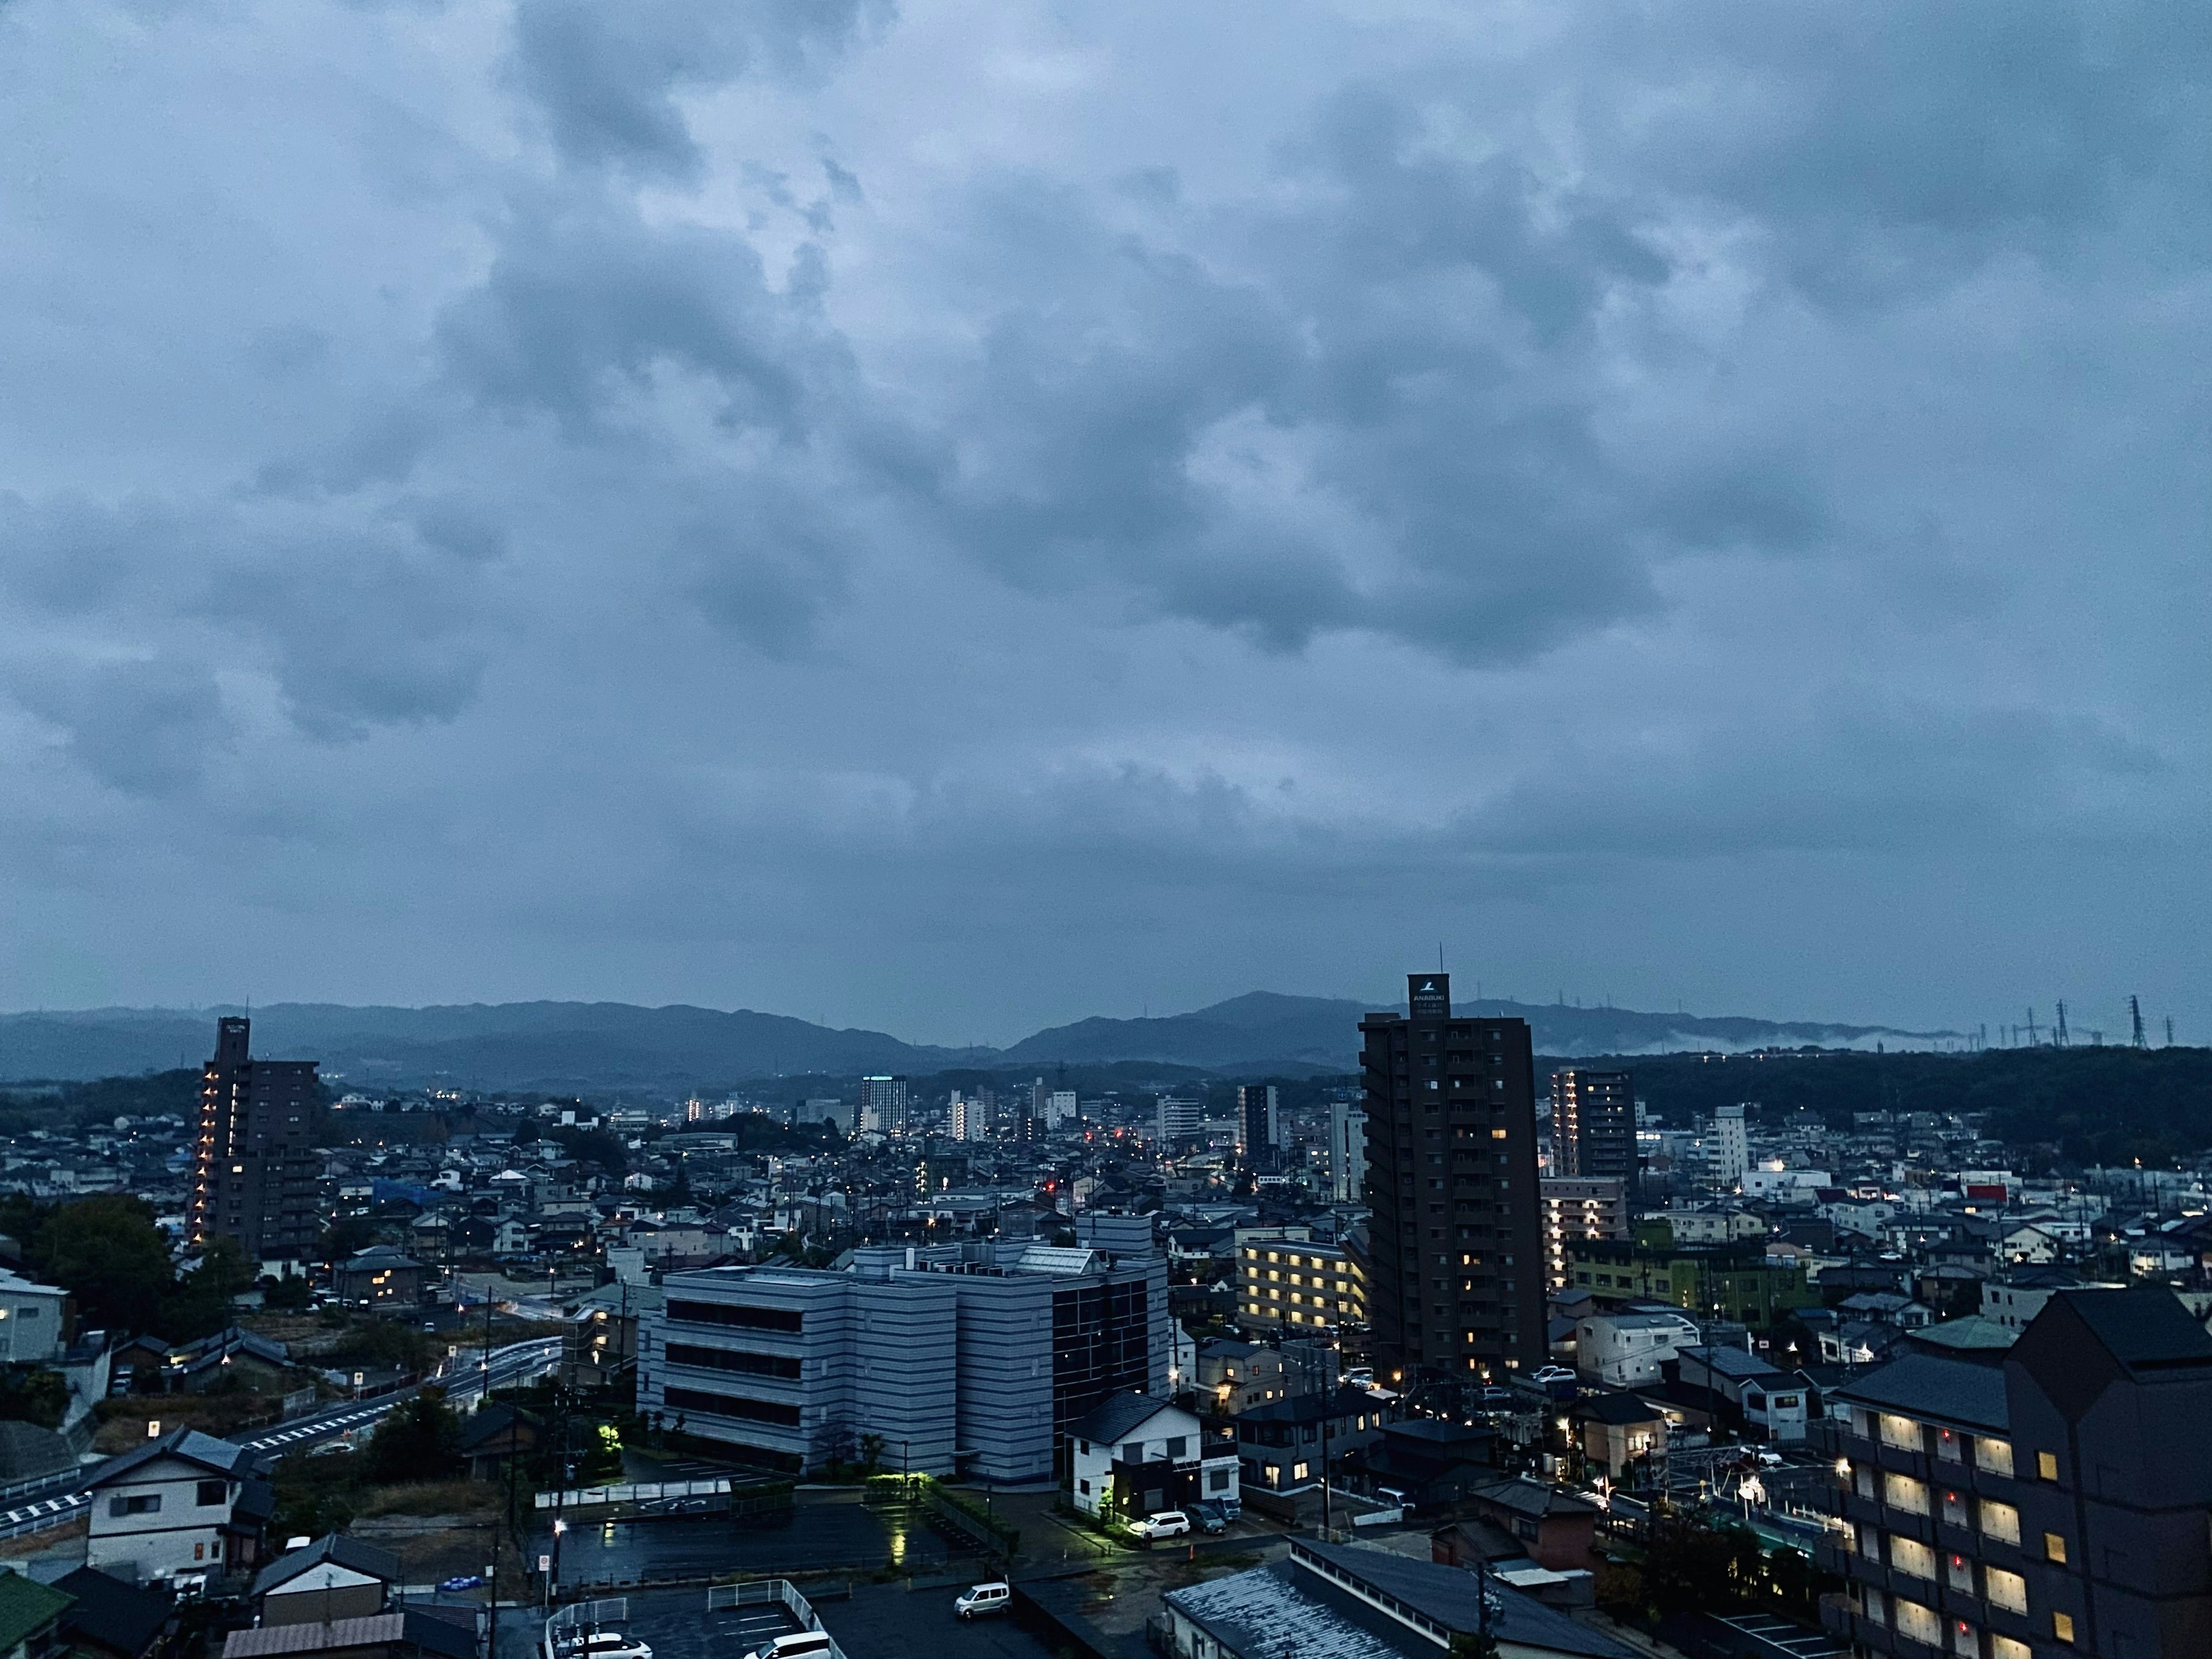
xmin=0 ymin=1336 xmax=566 ymax=1541
xmin=240 ymin=1335 xmax=564 ymax=1453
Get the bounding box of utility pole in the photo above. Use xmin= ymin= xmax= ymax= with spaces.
xmin=2025 ymin=1008 xmax=2039 ymax=1047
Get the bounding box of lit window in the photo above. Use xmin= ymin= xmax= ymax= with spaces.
xmin=2052 ymin=1612 xmax=2075 ymax=1645
xmin=2037 ymin=1450 xmax=2059 ymax=1481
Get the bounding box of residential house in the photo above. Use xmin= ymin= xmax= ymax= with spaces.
xmin=82 ymin=1428 xmax=272 ymax=1585
xmin=0 ymin=1573 xmax=70 ymax=1659
xmin=1465 ymin=1476 xmax=1601 ymax=1572
xmin=52 ymin=1569 xmax=175 ymax=1659
xmin=1673 ymin=1345 xmax=1812 ymax=1442
xmin=1573 ymin=1393 xmax=1669 ymax=1482
xmin=1233 ymin=1386 xmax=1396 ymax=1499
xmin=251 ymin=1535 xmax=400 ymax=1624
xmin=1069 ymin=1393 xmax=1238 ymax=1521
xmin=457 ymin=1404 xmax=543 ymax=1482
xmin=1574 ymin=1309 xmax=1702 ymax=1387
xmin=0 ymin=1270 xmax=70 ymax=1365
xmin=330 ymin=1249 xmax=427 ymax=1310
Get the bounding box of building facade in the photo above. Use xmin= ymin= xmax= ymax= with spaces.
xmin=1361 ymin=975 xmax=1547 ymax=1381
xmin=857 ymin=1075 xmax=908 ymax=1137
xmin=1565 ymin=1237 xmax=1814 ymax=1331
xmin=190 ymin=1018 xmax=320 ymax=1271
xmin=1551 ymin=1069 xmax=1636 ymax=1188
xmin=1708 ymin=1104 xmax=1750 ymax=1189
xmin=1540 ymin=1177 xmax=1628 ymax=1290
xmin=1236 ymin=1086 xmax=1280 ymax=1166
xmin=1816 ymin=1286 xmax=2212 ymax=1659
xmin=84 ymin=1429 xmax=270 ymax=1586
xmin=1236 ymin=1238 xmax=1364 ymax=1336
xmin=1328 ymin=1103 xmax=1368 ymax=1203
xmin=641 ymin=1235 xmax=1166 ymax=1483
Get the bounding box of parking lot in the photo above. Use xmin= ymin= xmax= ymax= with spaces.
xmin=817 ymin=1580 xmax=1063 ymax=1659
xmin=543 ymin=1492 xmax=968 ymax=1588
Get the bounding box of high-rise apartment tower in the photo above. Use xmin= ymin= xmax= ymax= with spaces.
xmin=1551 ymin=1069 xmax=1637 ymax=1189
xmin=190 ymin=1017 xmax=321 ymax=1268
xmin=1360 ymin=975 xmax=1546 ymax=1380
xmin=1236 ymin=1085 xmax=1280 ymax=1165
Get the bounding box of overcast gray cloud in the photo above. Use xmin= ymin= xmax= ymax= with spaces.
xmin=0 ymin=0 xmax=2204 ymax=1044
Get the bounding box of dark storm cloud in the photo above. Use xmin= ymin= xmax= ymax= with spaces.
xmin=510 ymin=0 xmax=888 ymax=179
xmin=0 ymin=0 xmax=2201 ymax=1033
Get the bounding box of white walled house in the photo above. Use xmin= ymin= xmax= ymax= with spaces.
xmin=83 ymin=1428 xmax=272 ymax=1585
xmin=1574 ymin=1310 xmax=1702 ymax=1388
xmin=0 ymin=1270 xmax=69 ymax=1365
xmin=1069 ymin=1393 xmax=1238 ymax=1520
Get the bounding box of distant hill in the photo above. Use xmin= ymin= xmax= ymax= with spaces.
xmin=0 ymin=990 xmax=1955 ymax=1091
xmin=0 ymin=1002 xmax=984 ymax=1093
xmin=999 ymin=990 xmax=1952 ymax=1072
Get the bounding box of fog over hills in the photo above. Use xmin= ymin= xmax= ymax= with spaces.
xmin=0 ymin=993 xmax=1955 ymax=1092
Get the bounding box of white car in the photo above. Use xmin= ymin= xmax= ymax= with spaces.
xmin=955 ymin=1582 xmax=1012 ymax=1619
xmin=1127 ymin=1510 xmax=1191 ymax=1540
xmin=1531 ymin=1366 xmax=1577 ymax=1385
xmin=577 ymin=1634 xmax=652 ymax=1659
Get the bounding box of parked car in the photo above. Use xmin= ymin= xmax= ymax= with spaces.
xmin=576 ymin=1634 xmax=652 ymax=1659
xmin=1127 ymin=1509 xmax=1192 ymax=1541
xmin=738 ymin=1637 xmax=831 ymax=1659
xmin=955 ymin=1582 xmax=1012 ymax=1619
xmin=1530 ymin=1366 xmax=1576 ymax=1385
xmin=1190 ymin=1500 xmax=1229 ymax=1534
xmin=1754 ymin=1449 xmax=1785 ymax=1468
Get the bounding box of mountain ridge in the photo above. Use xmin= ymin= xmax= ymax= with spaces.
xmin=0 ymin=992 xmax=1957 ymax=1090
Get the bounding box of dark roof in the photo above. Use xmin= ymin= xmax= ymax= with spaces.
xmin=1470 ymin=1477 xmax=1599 ymax=1520
xmin=1575 ymin=1392 xmax=1668 ymax=1426
xmin=1831 ymin=1352 xmax=2009 ymax=1431
xmin=1070 ymin=1391 xmax=1183 ymax=1446
xmin=458 ymin=1403 xmax=543 ymax=1453
xmin=252 ymin=1533 xmax=403 ymax=1597
xmin=1290 ymin=1538 xmax=1637 ymax=1657
xmin=85 ymin=1427 xmax=259 ymax=1489
xmin=403 ymin=1608 xmax=478 ymax=1659
xmin=0 ymin=1572 xmax=72 ymax=1653
xmin=230 ymin=1477 xmax=276 ymax=1528
xmin=2055 ymin=1286 xmax=2212 ymax=1373
xmin=0 ymin=1421 xmax=79 ymax=1484
xmin=1236 ymin=1386 xmax=1389 ymax=1427
xmin=1380 ymin=1418 xmax=1492 ymax=1448
xmin=55 ymin=1569 xmax=171 ymax=1659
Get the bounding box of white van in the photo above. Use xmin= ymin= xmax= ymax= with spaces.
xmin=955 ymin=1582 xmax=1011 ymax=1619
xmin=740 ymin=1635 xmax=833 ymax=1659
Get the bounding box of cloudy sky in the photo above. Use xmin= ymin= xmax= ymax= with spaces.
xmin=0 ymin=1 xmax=2205 ymax=1044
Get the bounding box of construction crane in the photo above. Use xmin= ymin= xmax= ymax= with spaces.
xmin=2130 ymin=996 xmax=2147 ymax=1050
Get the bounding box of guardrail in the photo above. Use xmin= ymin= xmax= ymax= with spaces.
xmin=702 ymin=1581 xmax=847 ymax=1659
xmin=535 ymin=1479 xmax=732 ymax=1510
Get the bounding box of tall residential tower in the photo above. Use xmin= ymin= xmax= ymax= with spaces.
xmin=1551 ymin=1069 xmax=1637 ymax=1189
xmin=190 ymin=1017 xmax=320 ymax=1270
xmin=1360 ymin=975 xmax=1546 ymax=1382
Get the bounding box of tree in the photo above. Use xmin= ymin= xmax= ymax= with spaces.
xmin=165 ymin=1237 xmax=256 ymax=1339
xmin=365 ymin=1389 xmax=463 ymax=1484
xmin=38 ymin=1196 xmax=177 ymax=1335
xmin=262 ymin=1272 xmax=314 ymax=1311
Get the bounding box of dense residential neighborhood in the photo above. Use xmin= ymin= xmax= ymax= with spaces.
xmin=0 ymin=1007 xmax=2197 ymax=1659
